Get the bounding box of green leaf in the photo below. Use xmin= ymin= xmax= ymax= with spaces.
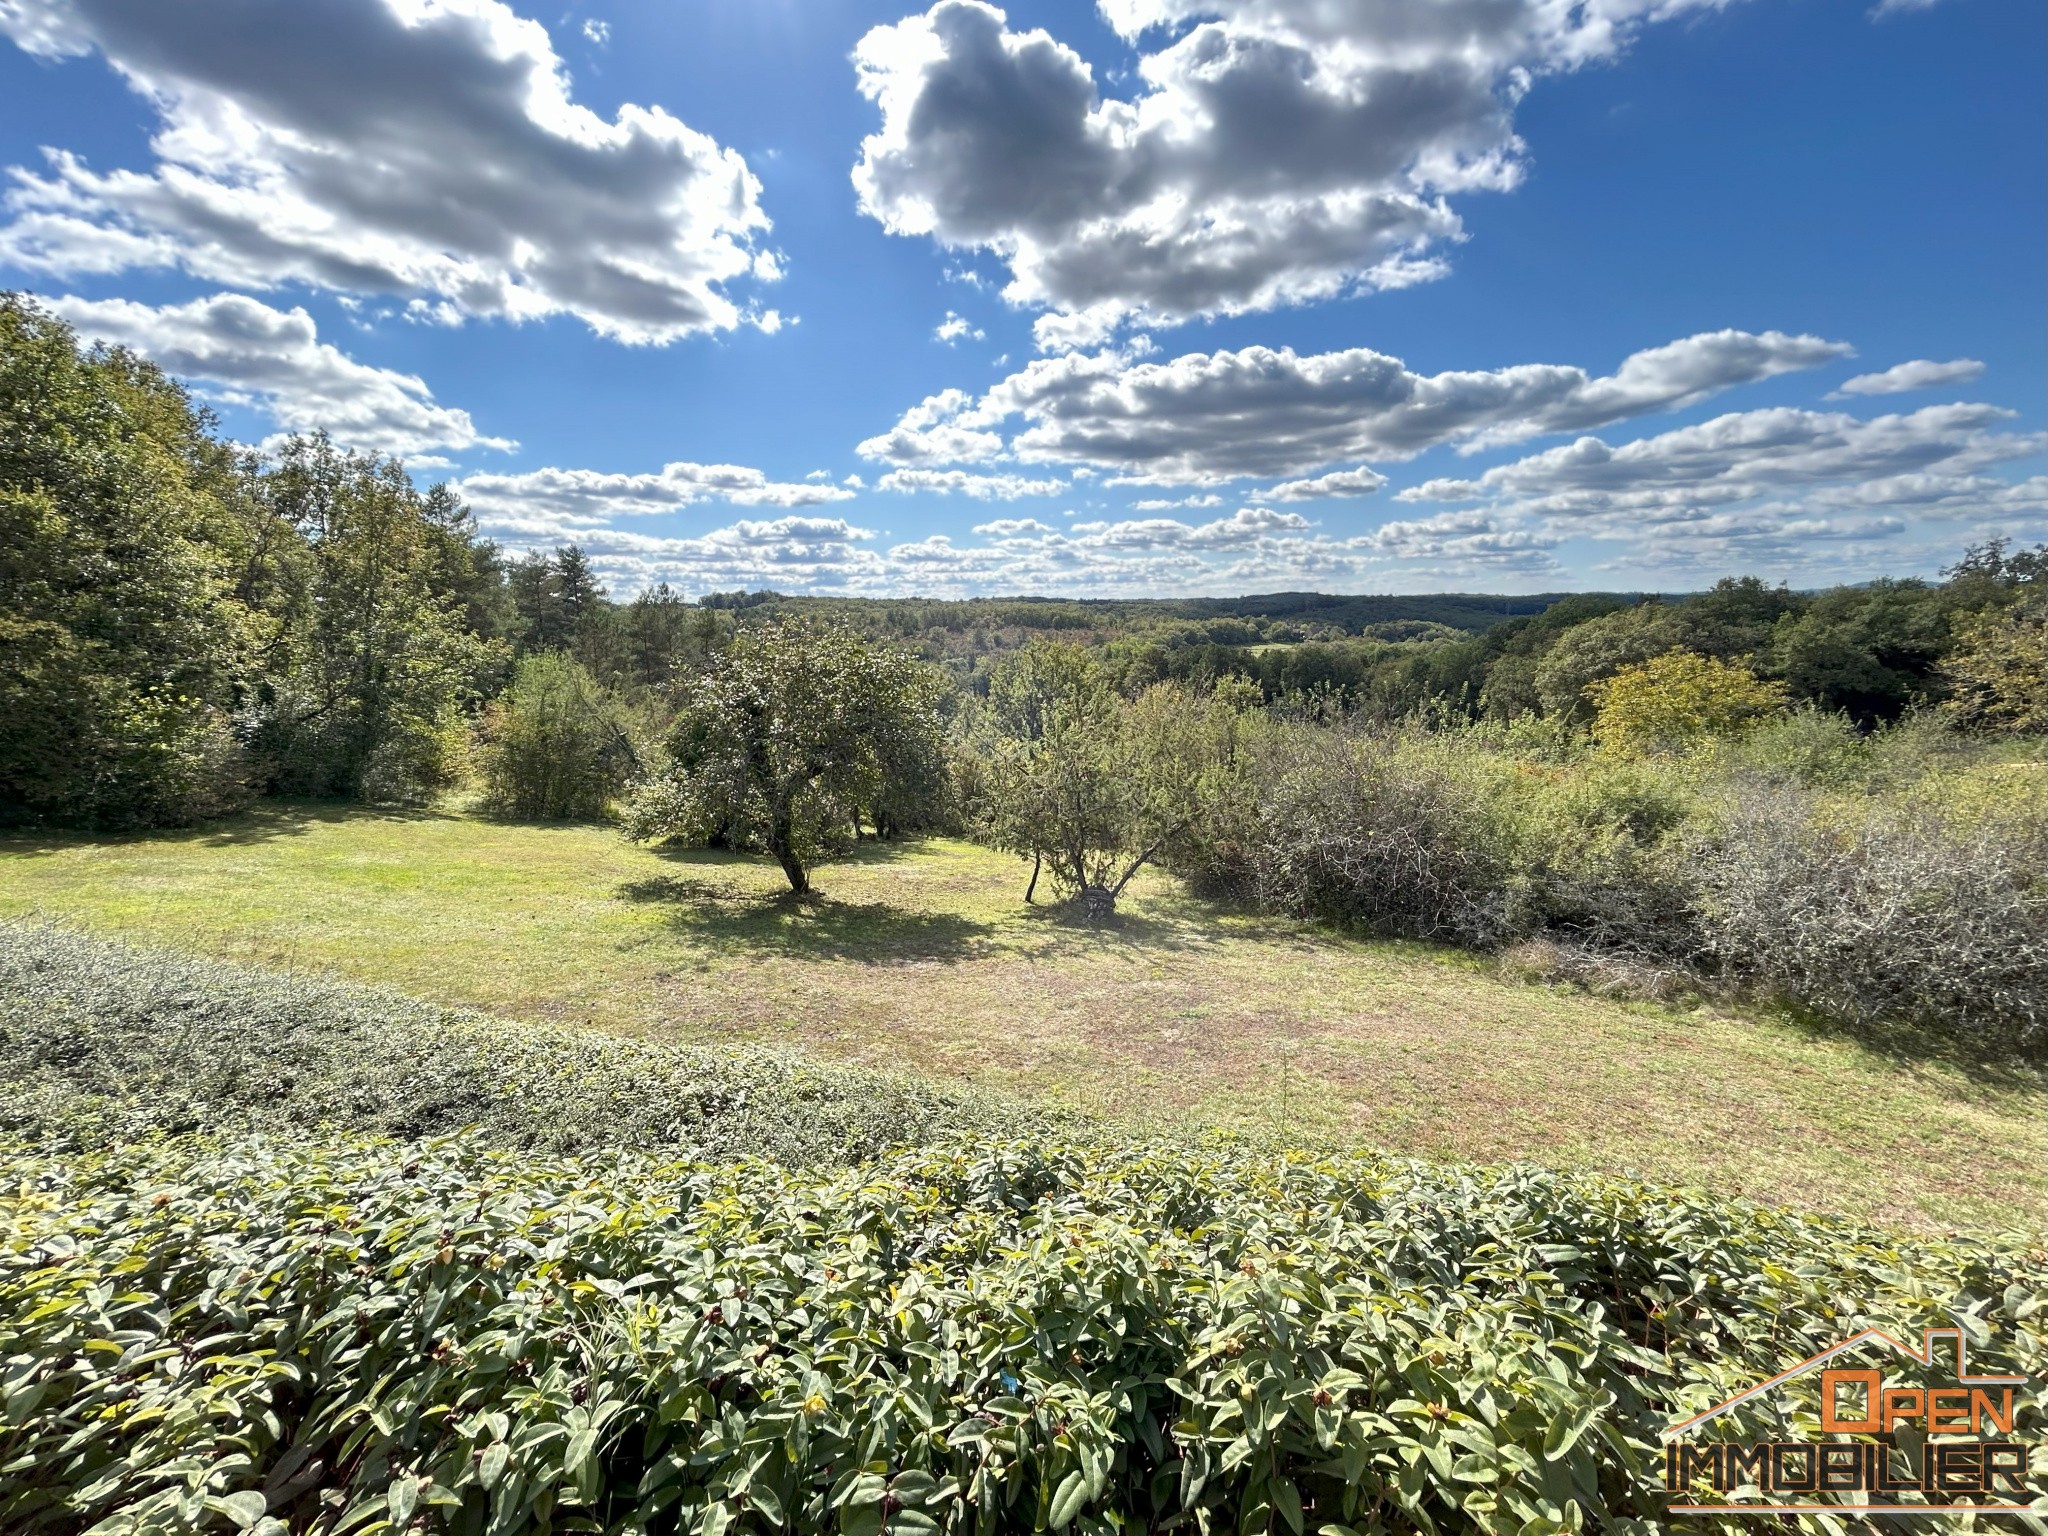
xmin=208 ymin=1491 xmax=270 ymax=1530
xmin=1050 ymin=1469 xmax=1089 ymax=1529
xmin=479 ymin=1441 xmax=509 ymax=1490
xmin=388 ymin=1475 xmax=419 ymax=1528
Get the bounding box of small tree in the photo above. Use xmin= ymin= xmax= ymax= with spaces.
xmin=476 ymin=652 xmax=638 ymax=819
xmin=1590 ymin=649 xmax=1788 ymax=756
xmin=624 ymin=621 xmax=945 ymax=893
xmin=981 ymin=642 xmax=1250 ymax=916
xmin=1941 ymin=600 xmax=2048 ymax=734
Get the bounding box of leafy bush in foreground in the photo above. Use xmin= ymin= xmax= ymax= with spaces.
xmin=4 ymin=1132 xmax=2042 ymax=1536
xmin=0 ymin=923 xmax=1067 ymax=1165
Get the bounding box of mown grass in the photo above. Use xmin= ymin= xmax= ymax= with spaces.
xmin=1 ymin=799 xmax=2040 ymax=1233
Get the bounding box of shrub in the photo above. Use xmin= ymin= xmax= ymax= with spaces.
xmin=477 ymin=652 xmax=639 ymax=820
xmin=0 ymin=923 xmax=1069 ymax=1165
xmin=3 ymin=1130 xmax=2040 ymax=1535
xmin=1689 ymin=788 xmax=2048 ymax=1048
xmin=1167 ymin=717 xmax=2044 ymax=1051
xmin=1195 ymin=726 xmax=1520 ymax=947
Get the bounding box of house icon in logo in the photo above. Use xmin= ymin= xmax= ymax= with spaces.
xmin=1662 ymin=1326 xmax=2034 ymax=1516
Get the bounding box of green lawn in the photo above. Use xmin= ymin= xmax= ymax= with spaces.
xmin=2 ymin=800 xmax=2039 ymax=1233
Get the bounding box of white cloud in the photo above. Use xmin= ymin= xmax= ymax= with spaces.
xmin=1266 ymin=467 xmax=1387 ymax=501
xmin=876 ymin=468 xmax=1066 ymax=498
xmin=1400 ymin=403 xmax=2040 ymax=516
xmin=456 ymin=458 xmax=856 ymax=538
xmin=504 ymin=493 xmax=1575 ymax=597
xmin=0 ymin=0 xmax=775 ymax=343
xmin=1072 ymin=506 xmax=1311 ymax=548
xmin=47 ymin=290 xmax=513 ymax=458
xmin=852 ymin=0 xmax=1736 ymax=344
xmin=581 ymin=17 xmax=609 ymax=45
xmin=855 ymin=387 xmax=1005 ymax=464
xmin=933 ymin=310 xmax=985 ymax=343
xmin=1828 ymin=357 xmax=1985 ymax=397
xmin=1356 ymin=509 xmax=1563 ymax=564
xmin=859 ymin=328 xmax=1850 ymax=482
xmin=1131 ymin=492 xmax=1222 ymax=509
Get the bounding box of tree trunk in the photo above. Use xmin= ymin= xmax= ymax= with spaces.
xmin=1075 ymin=883 xmax=1116 ymax=922
xmin=1024 ymin=852 xmax=1042 ymax=904
xmin=767 ymin=801 xmax=809 ymax=893
xmin=771 ymin=840 xmax=809 ymax=894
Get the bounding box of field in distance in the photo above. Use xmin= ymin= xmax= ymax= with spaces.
xmin=2 ymin=800 xmax=2038 ymax=1234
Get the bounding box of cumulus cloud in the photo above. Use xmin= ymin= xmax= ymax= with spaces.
xmin=855 ymin=387 xmax=1005 ymax=464
xmin=933 ymin=311 xmax=985 ymax=343
xmin=0 ymin=0 xmax=776 ymax=342
xmin=1130 ymin=492 xmax=1222 ymax=509
xmin=455 ymin=459 xmax=855 ymax=540
xmin=876 ymin=468 xmax=1066 ymax=498
xmin=484 ymin=491 xmax=1572 ymax=597
xmin=852 ymin=0 xmax=1734 ymax=343
xmin=47 ymin=291 xmax=513 ymax=458
xmin=1400 ymin=403 xmax=2040 ymax=516
xmin=1266 ymin=467 xmax=1387 ymax=501
xmin=1828 ymin=358 xmax=1985 ymax=397
xmin=1355 ymin=509 xmax=1562 ymax=563
xmin=859 ymin=328 xmax=1849 ymax=482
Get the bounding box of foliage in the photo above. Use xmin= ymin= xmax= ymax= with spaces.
xmin=3 ymin=1121 xmax=2042 ymax=1536
xmin=476 ymin=652 xmax=640 ymax=821
xmin=976 ymin=645 xmax=1251 ymax=914
xmin=0 ymin=922 xmax=1067 ymax=1165
xmin=1690 ymin=787 xmax=2048 ymax=1040
xmin=0 ymin=293 xmax=272 ymax=828
xmin=1941 ymin=599 xmax=2048 ymax=734
xmin=1173 ymin=714 xmax=2046 ymax=1052
xmin=250 ymin=436 xmax=502 ymax=803
xmin=626 ymin=621 xmax=948 ymax=892
xmin=1588 ymin=651 xmax=1788 ymax=756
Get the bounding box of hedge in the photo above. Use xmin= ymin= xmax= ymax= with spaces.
xmin=0 ymin=922 xmax=1069 ymax=1165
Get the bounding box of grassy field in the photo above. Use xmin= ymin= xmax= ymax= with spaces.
xmin=2 ymin=799 xmax=2039 ymax=1233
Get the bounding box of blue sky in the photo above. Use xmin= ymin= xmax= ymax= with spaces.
xmin=1 ymin=0 xmax=2039 ymax=596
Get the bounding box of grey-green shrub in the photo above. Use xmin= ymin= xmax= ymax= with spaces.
xmin=0 ymin=922 xmax=1070 ymax=1164
xmin=1169 ymin=716 xmax=2045 ymax=1051
xmin=1692 ymin=789 xmax=2048 ymax=1041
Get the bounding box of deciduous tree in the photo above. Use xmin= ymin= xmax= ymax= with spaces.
xmin=625 ymin=620 xmax=945 ymax=893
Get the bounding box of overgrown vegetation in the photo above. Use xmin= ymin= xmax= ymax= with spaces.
xmin=4 ymin=925 xmax=2043 ymax=1534
xmin=476 ymin=653 xmax=640 ymax=821
xmin=1161 ymin=708 xmax=2048 ymax=1052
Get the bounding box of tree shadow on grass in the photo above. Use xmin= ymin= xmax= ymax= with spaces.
xmin=1764 ymin=999 xmax=2047 ymax=1096
xmin=1009 ymin=899 xmax=1220 ymax=958
xmin=616 ymin=874 xmax=996 ymax=964
xmin=0 ymin=797 xmax=463 ymax=855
